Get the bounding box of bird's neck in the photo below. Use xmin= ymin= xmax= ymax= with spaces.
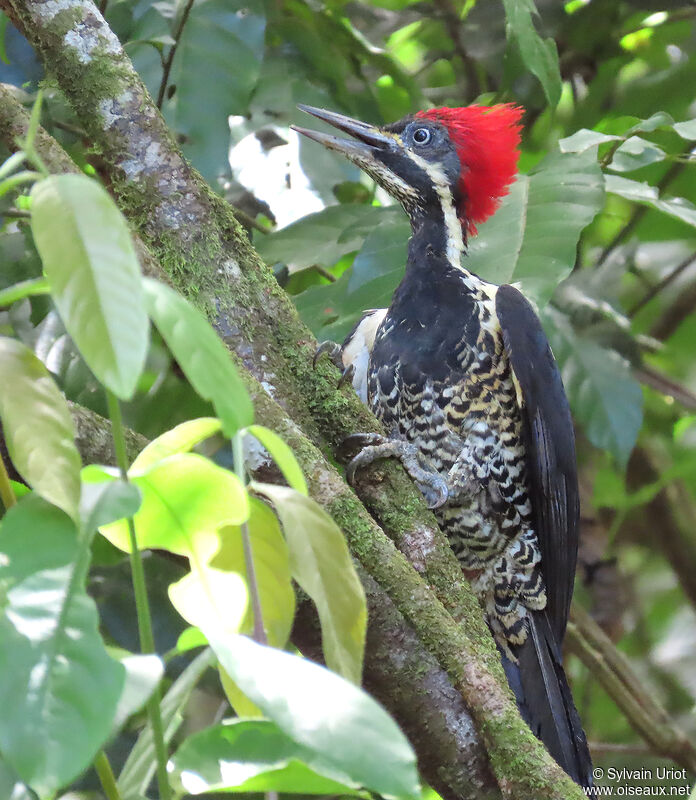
xmin=406 ymin=202 xmax=479 ymax=289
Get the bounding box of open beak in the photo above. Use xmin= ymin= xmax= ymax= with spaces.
xmin=291 ymin=104 xmax=393 ymax=161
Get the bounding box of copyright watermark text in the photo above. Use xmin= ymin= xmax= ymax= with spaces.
xmin=584 ymin=767 xmax=693 ymax=796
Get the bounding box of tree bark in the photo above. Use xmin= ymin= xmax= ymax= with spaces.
xmin=0 ymin=6 xmax=586 ymax=796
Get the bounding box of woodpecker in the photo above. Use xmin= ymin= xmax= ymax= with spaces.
xmin=295 ymin=103 xmax=593 ymax=788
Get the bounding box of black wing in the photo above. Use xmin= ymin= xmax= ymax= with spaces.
xmin=495 ymin=284 xmax=579 ymax=645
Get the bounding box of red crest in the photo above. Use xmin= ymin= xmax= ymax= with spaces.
xmin=416 ymin=105 xmax=523 ymax=236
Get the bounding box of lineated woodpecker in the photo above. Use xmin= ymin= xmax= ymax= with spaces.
xmin=294 ymin=104 xmax=593 ymax=788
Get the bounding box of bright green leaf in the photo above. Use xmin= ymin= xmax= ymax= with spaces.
xmin=169 ymin=565 xmax=248 ymax=634
xmin=30 ymin=174 xmax=149 ymax=400
xmin=0 ymin=276 xmax=50 ymax=306
xmin=246 ymin=425 xmax=307 ymax=495
xmin=0 ymin=495 xmax=125 ymax=796
xmin=132 ymin=417 xmax=223 ymax=472
xmin=202 ymin=632 xmax=420 ymax=800
xmin=143 ymin=278 xmax=253 ymax=436
xmin=0 ymin=337 xmax=81 ymax=520
xmin=171 ymin=719 xmax=366 ymax=795
xmin=92 ymin=453 xmax=249 ymax=557
xmin=177 ymin=626 xmax=209 ymax=653
xmin=212 ymin=496 xmax=296 ymax=647
xmin=251 ymin=483 xmax=366 ymax=685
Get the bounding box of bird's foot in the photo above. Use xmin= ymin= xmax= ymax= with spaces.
xmin=313 ymin=340 xmax=355 ymax=388
xmin=342 ymin=432 xmax=449 ymax=509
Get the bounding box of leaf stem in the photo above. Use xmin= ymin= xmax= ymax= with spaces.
xmin=233 ymin=432 xmax=266 ymax=645
xmin=0 ymin=449 xmax=16 ymax=511
xmin=105 ymin=389 xmax=172 ymax=800
xmin=94 ymin=751 xmax=123 ymax=800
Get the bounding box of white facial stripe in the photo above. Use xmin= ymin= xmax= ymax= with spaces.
xmin=349 ymin=152 xmax=420 ymax=206
xmin=406 ymin=150 xmax=464 ymax=269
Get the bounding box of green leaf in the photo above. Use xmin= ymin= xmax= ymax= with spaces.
xmin=559 ymin=129 xmax=621 ymax=154
xmin=246 ymin=425 xmax=308 ymax=495
xmin=171 ymin=719 xmax=366 ymax=795
xmin=502 ymin=0 xmax=561 ymax=107
xmin=256 ymin=205 xmax=382 ymax=271
xmin=30 ymin=174 xmax=149 ymax=400
xmin=0 ymin=337 xmax=81 ymax=520
xmin=88 ymin=453 xmax=249 ymax=557
xmin=132 ymin=417 xmax=223 ymax=472
xmin=544 ymin=309 xmax=643 ymax=466
xmin=143 ymin=278 xmax=253 ymax=436
xmin=608 ymin=136 xmax=666 ymax=173
xmin=606 ymin=174 xmax=696 ymax=229
xmin=212 ymin=496 xmax=296 ymax=647
xmin=203 ymin=632 xmax=419 ymax=800
xmin=0 ymin=495 xmax=125 ymax=796
xmin=176 ymin=626 xmax=208 ymax=653
xmin=119 ymin=648 xmax=217 ymax=798
xmin=467 ymin=148 xmax=606 ymax=305
xmin=251 ymin=483 xmax=366 ymax=684
xmin=673 ymin=119 xmax=696 ymax=140
xmin=112 ymin=654 xmax=164 ymax=730
xmin=168 ymin=0 xmax=265 ymax=181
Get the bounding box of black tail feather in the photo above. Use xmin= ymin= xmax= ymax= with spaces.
xmin=500 ymin=610 xmax=593 ymax=790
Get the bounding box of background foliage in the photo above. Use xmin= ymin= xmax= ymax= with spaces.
xmin=2 ymin=0 xmax=696 ymax=796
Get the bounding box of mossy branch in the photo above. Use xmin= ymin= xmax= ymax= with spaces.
xmin=0 ymin=6 xmax=584 ymax=796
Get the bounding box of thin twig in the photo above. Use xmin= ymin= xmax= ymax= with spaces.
xmin=156 ymin=0 xmax=196 ymax=109
xmin=311 ymin=263 xmax=337 ymax=282
xmin=634 ymin=365 xmax=696 ymax=410
xmin=628 ymin=251 xmax=696 ymax=317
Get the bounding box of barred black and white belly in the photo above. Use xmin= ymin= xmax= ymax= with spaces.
xmin=366 ymin=291 xmax=547 ymax=653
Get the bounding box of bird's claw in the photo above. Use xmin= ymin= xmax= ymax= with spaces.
xmin=314 ymin=340 xmax=355 ymax=390
xmin=313 ymin=340 xmax=343 ymax=370
xmin=417 ymin=475 xmax=449 ymax=509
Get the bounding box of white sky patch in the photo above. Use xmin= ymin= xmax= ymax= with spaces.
xmin=228 ymin=120 xmax=324 ymax=228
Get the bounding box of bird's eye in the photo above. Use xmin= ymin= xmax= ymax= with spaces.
xmin=412 ymin=127 xmax=432 ymax=145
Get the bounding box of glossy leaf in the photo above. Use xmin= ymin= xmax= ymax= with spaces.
xmin=608 ymin=136 xmax=666 ymax=173
xmin=168 ymin=0 xmax=265 ymax=181
xmin=203 ymin=632 xmax=420 ymax=800
xmin=251 ymin=483 xmax=366 ymax=684
xmin=79 ymin=478 xmax=142 ymax=533
xmin=246 ymin=425 xmax=307 ymax=495
xmin=143 ymin=278 xmax=253 ymax=436
xmin=0 ymin=336 xmax=81 ymax=520
xmin=212 ymin=496 xmax=296 ymax=647
xmin=88 ymin=453 xmax=249 ymax=557
xmin=545 ymin=309 xmax=643 ymax=466
xmin=0 ymin=495 xmax=124 ymax=796
xmin=502 ymin=0 xmax=561 ymax=107
xmin=171 ymin=719 xmax=366 ymax=795
xmin=30 ymin=174 xmax=149 ymax=399
xmin=132 ymin=417 xmax=223 ymax=472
